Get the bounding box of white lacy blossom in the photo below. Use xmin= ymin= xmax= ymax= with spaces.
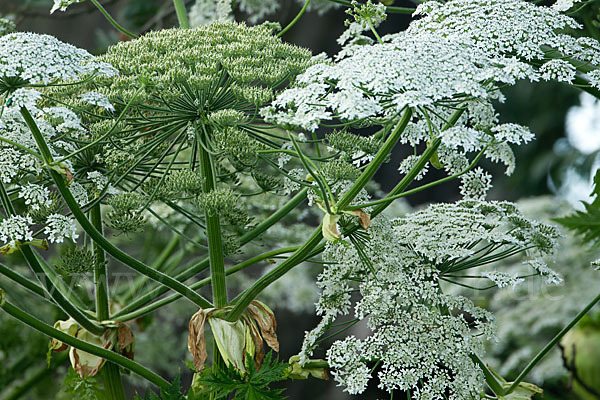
xmin=78 ymin=91 xmax=115 ymax=112
xmin=87 ymin=171 xmax=119 ymax=195
xmin=0 ymin=32 xmax=117 ymax=85
xmin=0 ymin=215 xmax=33 ymax=247
xmin=539 ymin=59 xmax=576 ymax=83
xmin=44 ymin=214 xmax=79 ymax=243
xmin=189 ymin=0 xmax=232 ymax=26
xmin=51 ymin=0 xmax=86 ymax=13
xmin=552 ymin=0 xmax=582 ymax=12
xmin=9 ymin=88 xmax=42 ymax=109
xmin=69 ymin=182 xmax=89 ymax=206
xmin=17 ymin=184 xmax=51 ymax=211
xmin=460 ymin=167 xmax=493 ymax=200
xmin=398 ymin=155 xmax=429 ymax=180
xmin=43 ymin=107 xmax=86 ymax=136
xmin=482 ymin=271 xmax=525 ymax=288
xmin=588 ymin=69 xmax=600 ymax=89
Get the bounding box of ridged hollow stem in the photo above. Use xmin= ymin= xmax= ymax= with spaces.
xmin=0 ymin=297 xmax=170 ymax=390
xmin=20 ymin=106 xmax=212 ymax=310
xmin=197 ymin=124 xmax=227 ymax=308
xmin=0 ymin=180 xmax=104 ymax=335
xmin=114 ymin=246 xmax=299 ymax=322
xmin=226 ymin=109 xmax=413 ymax=321
xmin=111 ymin=187 xmax=309 ymax=319
xmin=90 ymin=205 xmax=125 ymax=400
xmin=172 ymin=0 xmax=190 ymax=28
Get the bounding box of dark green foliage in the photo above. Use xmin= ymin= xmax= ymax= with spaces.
xmin=555 ymin=169 xmax=600 ymax=247
xmin=62 ymin=367 xmax=105 ymax=400
xmin=190 ymin=352 xmax=289 ymax=400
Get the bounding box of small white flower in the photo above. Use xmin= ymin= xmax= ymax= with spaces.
xmin=44 ymin=214 xmax=79 ymax=243
xmin=50 ymin=0 xmax=86 ymax=14
xmin=78 ymin=91 xmax=115 ymax=112
xmin=460 ymin=167 xmax=493 ymax=200
xmin=0 ymin=215 xmax=33 ymax=247
xmin=17 ymin=183 xmax=51 ymax=211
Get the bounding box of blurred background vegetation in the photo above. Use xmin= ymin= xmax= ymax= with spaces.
xmin=0 ymin=0 xmax=599 ymax=399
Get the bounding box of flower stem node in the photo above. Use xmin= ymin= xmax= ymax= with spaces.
xmin=0 ymin=238 xmax=49 ymax=255
xmin=188 ymin=300 xmax=279 ymax=373
xmin=287 ymin=355 xmax=329 ymax=380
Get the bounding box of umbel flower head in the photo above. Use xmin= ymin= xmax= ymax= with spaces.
xmin=0 ymin=32 xmax=116 ymax=95
xmin=300 ymin=200 xmax=560 ymax=398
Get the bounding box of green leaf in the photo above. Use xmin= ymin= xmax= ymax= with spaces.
xmin=134 ymin=375 xmax=186 ymax=400
xmin=554 ymin=202 xmax=600 ymax=247
xmin=190 ymin=352 xmax=288 ymax=400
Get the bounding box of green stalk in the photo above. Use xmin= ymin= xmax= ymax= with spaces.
xmin=112 ymin=188 xmax=309 ymax=319
xmin=91 ymin=205 xmax=125 ymax=400
xmin=20 ymin=106 xmax=212 ymax=310
xmin=90 ymin=0 xmax=138 ymax=39
xmin=197 ymin=125 xmax=227 ymax=308
xmin=0 ymin=181 xmax=104 ymax=335
xmin=0 ymin=294 xmax=170 ymax=390
xmin=226 ymin=110 xmax=413 ymax=321
xmin=471 ymin=354 xmax=505 ymax=396
xmin=325 ymin=0 xmax=415 ymax=14
xmin=173 ymin=0 xmax=190 ymax=28
xmin=0 ymin=262 xmax=50 ymax=301
xmin=277 ymin=0 xmax=311 ymax=38
xmin=504 ymin=290 xmax=600 ymax=395
xmin=114 ymin=247 xmax=299 ymax=322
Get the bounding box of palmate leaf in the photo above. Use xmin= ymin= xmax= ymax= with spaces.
xmin=554 ymin=169 xmax=600 ymax=247
xmin=190 ymin=352 xmax=288 ymax=400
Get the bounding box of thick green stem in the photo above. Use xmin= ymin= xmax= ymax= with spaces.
xmin=20 ymin=106 xmax=212 ymax=310
xmin=111 ymin=188 xmax=309 ymax=319
xmin=173 ymin=0 xmax=190 ymax=28
xmin=197 ymin=127 xmax=227 ymax=308
xmin=505 ymin=290 xmax=600 ymax=394
xmin=90 ymin=205 xmax=125 ymax=400
xmin=0 ymin=181 xmax=104 ymax=335
xmin=0 ymin=296 xmax=170 ymax=390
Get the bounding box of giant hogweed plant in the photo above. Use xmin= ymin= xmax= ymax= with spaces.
xmin=0 ymin=0 xmax=599 ymax=399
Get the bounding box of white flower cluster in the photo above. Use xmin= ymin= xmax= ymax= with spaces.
xmin=264 ymin=0 xmax=600 ymax=190
xmin=299 ymin=199 xmax=561 ymax=396
xmin=189 ymin=0 xmax=232 ymax=26
xmin=78 ymin=91 xmax=115 ymax=112
xmin=303 ymin=217 xmax=495 ymax=398
xmin=552 ymin=0 xmax=582 ymax=12
xmin=392 ymin=200 xmax=560 ymax=272
xmin=0 ymin=215 xmax=33 ymax=247
xmin=17 ymin=183 xmax=52 ymax=211
xmin=0 ymin=32 xmax=117 ymax=86
xmin=50 ymin=0 xmax=86 ymax=14
xmin=43 ymin=214 xmax=79 ymax=243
